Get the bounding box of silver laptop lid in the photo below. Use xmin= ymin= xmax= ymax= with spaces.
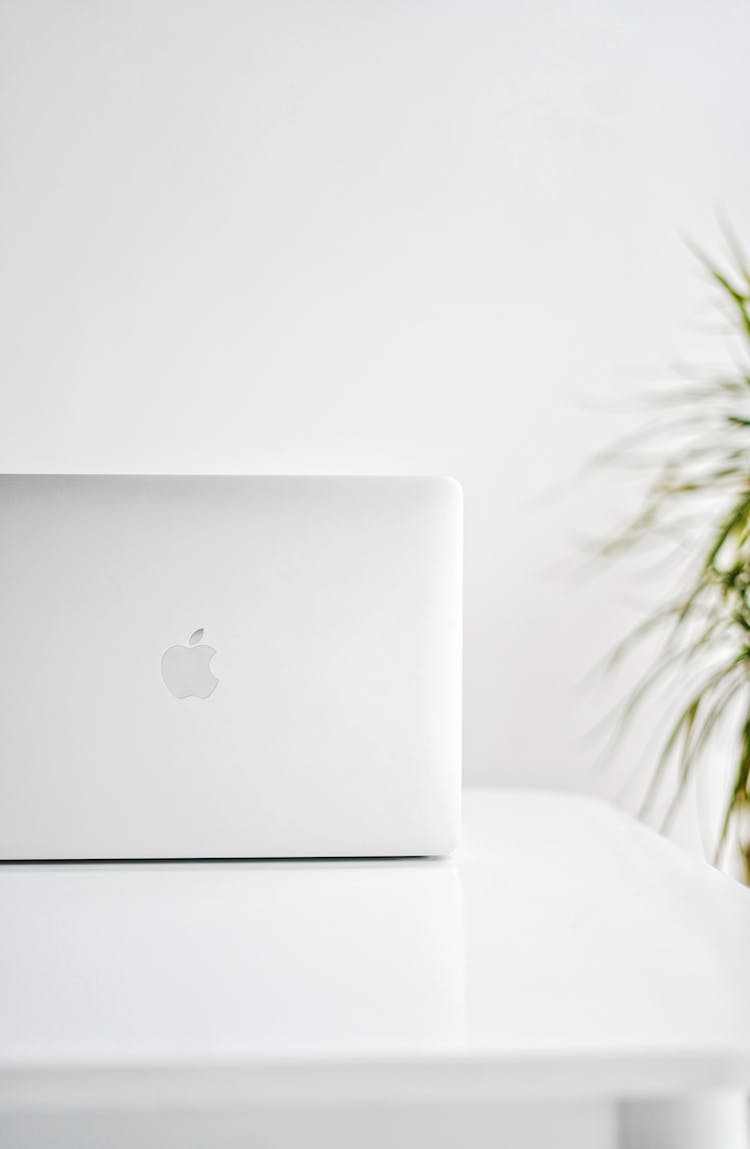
xmin=0 ymin=475 xmax=462 ymax=859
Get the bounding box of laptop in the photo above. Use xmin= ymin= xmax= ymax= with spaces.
xmin=0 ymin=475 xmax=462 ymax=859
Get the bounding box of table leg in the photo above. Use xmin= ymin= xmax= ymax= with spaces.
xmin=619 ymin=1093 xmax=748 ymax=1149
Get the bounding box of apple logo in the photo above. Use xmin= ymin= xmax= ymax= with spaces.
xmin=161 ymin=628 xmax=219 ymax=700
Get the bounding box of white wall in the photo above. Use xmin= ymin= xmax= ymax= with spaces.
xmin=1 ymin=0 xmax=749 ymax=803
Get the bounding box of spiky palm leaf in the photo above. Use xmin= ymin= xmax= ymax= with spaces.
xmin=600 ymin=235 xmax=750 ymax=870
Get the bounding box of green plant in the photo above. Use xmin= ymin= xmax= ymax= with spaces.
xmin=597 ymin=232 xmax=750 ymax=874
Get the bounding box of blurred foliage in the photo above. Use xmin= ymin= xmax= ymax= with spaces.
xmin=598 ymin=230 xmax=750 ymax=873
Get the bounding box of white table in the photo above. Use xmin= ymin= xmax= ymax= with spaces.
xmin=1 ymin=789 xmax=749 ymax=1149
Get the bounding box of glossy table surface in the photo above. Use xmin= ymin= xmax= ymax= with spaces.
xmin=1 ymin=788 xmax=750 ymax=1109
